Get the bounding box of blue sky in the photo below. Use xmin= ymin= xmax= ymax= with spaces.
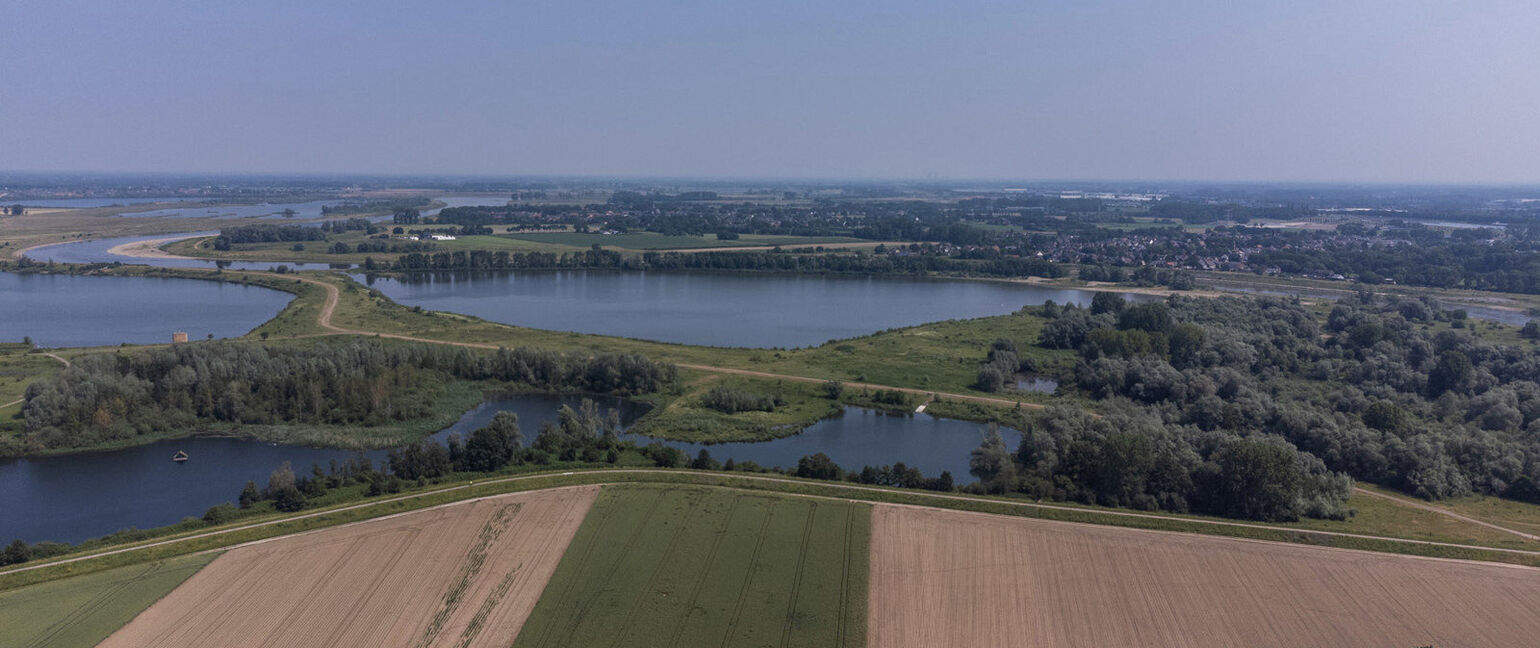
xmin=2 ymin=0 xmax=1537 ymax=182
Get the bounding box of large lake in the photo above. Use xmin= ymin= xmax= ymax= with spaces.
xmin=0 ymin=394 xmax=1011 ymax=544
xmin=0 ymin=272 xmax=292 ymax=347
xmin=357 ymin=271 xmax=1140 ymax=348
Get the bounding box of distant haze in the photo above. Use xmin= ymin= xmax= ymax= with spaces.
xmin=3 ymin=0 xmax=1538 ymax=183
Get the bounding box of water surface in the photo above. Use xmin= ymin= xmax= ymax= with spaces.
xmin=0 ymin=272 xmax=291 ymax=347
xmin=357 ymin=271 xmax=1142 ymax=348
xmin=0 ymin=395 xmax=1006 ymax=543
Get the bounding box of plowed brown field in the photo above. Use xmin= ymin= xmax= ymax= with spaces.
xmin=100 ymin=485 xmax=598 ymax=648
xmin=870 ymin=504 xmax=1540 ymax=648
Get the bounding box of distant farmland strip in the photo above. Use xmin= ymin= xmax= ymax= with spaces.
xmin=868 ymin=503 xmax=1540 ymax=648
xmin=513 ymin=485 xmax=868 ymax=648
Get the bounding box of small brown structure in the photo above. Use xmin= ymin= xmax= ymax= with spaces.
xmin=171 ymin=332 xmax=188 ymax=343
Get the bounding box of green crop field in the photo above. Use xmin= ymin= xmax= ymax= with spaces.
xmin=514 ymin=485 xmax=869 ymax=648
xmin=0 ymin=552 xmax=216 ymax=648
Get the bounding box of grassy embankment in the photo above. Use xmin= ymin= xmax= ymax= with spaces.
xmin=514 ymin=485 xmax=868 ymax=647
xmin=0 ymin=553 xmax=215 ymax=648
xmin=6 ymin=469 xmax=1540 ymax=599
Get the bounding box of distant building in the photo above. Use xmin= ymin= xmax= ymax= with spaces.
xmin=431 ymin=234 xmax=457 ymax=241
xmin=172 ymin=332 xmax=188 ymax=343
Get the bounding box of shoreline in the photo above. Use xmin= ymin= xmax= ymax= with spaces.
xmin=103 ymin=234 xmax=205 ymax=260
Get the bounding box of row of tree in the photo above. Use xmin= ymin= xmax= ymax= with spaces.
xmin=371 ymin=248 xmax=1064 ymax=280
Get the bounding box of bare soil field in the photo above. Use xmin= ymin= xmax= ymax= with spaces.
xmin=869 ymin=504 xmax=1540 ymax=648
xmin=99 ymin=485 xmax=598 ymax=648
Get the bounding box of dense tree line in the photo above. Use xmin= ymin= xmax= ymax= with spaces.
xmin=700 ymin=386 xmax=782 ymax=413
xmin=374 ymin=247 xmax=1064 ymax=279
xmin=998 ymin=291 xmax=1540 ymax=521
xmin=318 ymin=217 xmax=376 ymax=234
xmin=212 ymin=224 xmax=325 ymax=249
xmin=13 ymin=340 xmax=675 ymax=453
xmin=790 ymin=452 xmax=955 ymax=491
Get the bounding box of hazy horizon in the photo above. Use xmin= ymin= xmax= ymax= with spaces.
xmin=4 ymin=1 xmax=1538 ymax=183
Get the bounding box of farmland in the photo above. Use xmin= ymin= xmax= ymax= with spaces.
xmin=0 ymin=552 xmax=214 ymax=648
xmin=99 ymin=486 xmax=598 ymax=647
xmin=513 ymin=485 xmax=869 ymax=648
xmin=868 ymin=504 xmax=1540 ymax=648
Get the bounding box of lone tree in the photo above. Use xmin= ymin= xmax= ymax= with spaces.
xmin=463 ymin=411 xmax=521 ymax=472
xmin=238 ymin=480 xmax=261 ymax=508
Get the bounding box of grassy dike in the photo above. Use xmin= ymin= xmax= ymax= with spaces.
xmin=6 ymin=468 xmax=1540 ymax=598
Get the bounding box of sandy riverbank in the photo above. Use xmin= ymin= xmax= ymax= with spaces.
xmin=103 ymin=234 xmax=205 ymax=260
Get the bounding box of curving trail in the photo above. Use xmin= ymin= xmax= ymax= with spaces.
xmin=287 ymin=272 xmax=1034 ymax=409
xmin=1353 ymin=486 xmax=1540 ymax=543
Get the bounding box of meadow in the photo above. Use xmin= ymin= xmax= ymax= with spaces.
xmin=0 ymin=552 xmax=215 ymax=648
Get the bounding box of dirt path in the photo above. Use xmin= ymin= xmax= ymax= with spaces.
xmin=8 ymin=469 xmax=1540 ymax=581
xmin=0 ymin=398 xmax=21 ymax=409
xmin=1354 ymin=486 xmax=1540 ymax=542
xmin=284 ymin=272 xmax=1032 ymax=408
xmin=41 ymin=352 xmax=70 ymax=368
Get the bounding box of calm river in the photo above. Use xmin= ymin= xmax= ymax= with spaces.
xmin=0 ymin=395 xmax=1011 ymax=544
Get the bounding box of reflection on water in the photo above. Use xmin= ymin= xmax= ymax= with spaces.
xmin=358 ymin=270 xmax=1149 ymax=349
xmin=0 ymin=396 xmax=1009 ymax=544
